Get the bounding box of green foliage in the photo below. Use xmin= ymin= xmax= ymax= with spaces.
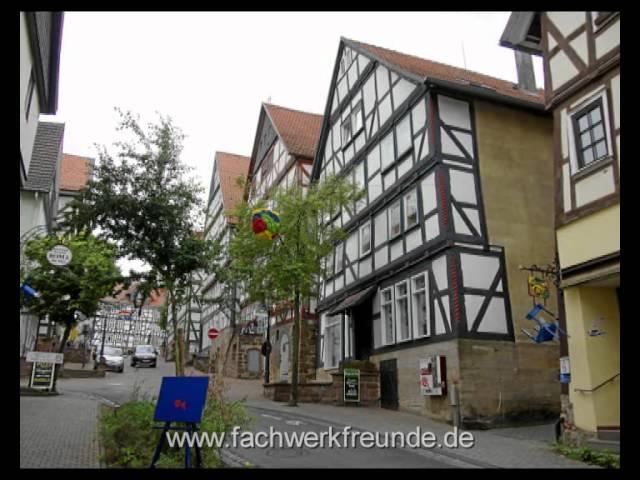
xmin=551 ymin=441 xmax=620 ymax=469
xmin=99 ymin=397 xmax=251 ymax=468
xmin=228 ymin=174 xmax=362 ymax=306
xmin=60 ymin=109 xmax=224 ymax=374
xmin=23 ymin=233 xmax=121 ymax=326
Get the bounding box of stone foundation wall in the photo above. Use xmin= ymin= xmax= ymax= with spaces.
xmin=370 ymin=338 xmax=560 ymax=426
xmin=263 ymin=369 xmax=380 ymax=406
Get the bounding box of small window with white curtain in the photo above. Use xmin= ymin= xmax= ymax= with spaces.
xmin=381 ymin=287 xmax=394 ymax=345
xmin=323 ymin=314 xmax=342 ymax=369
xmin=411 ymin=272 xmax=429 ymax=338
xmin=395 ymin=281 xmax=411 ymax=342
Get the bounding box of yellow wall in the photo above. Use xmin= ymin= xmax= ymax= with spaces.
xmin=474 ymin=101 xmax=557 ymax=342
xmin=565 ymin=285 xmax=620 ymax=432
xmin=556 ymin=204 xmax=620 ymax=269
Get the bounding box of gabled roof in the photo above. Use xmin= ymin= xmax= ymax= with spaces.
xmin=344 ymin=37 xmax=544 ymax=104
xmin=22 ymin=121 xmax=65 ymax=192
xmin=102 ymin=282 xmax=167 ymax=308
xmin=216 ymin=152 xmax=250 ymax=215
xmin=60 ymin=154 xmax=93 ymax=192
xmin=263 ymin=103 xmax=323 ymax=159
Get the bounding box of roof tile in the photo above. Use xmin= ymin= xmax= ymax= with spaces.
xmin=23 ymin=121 xmax=65 ymax=192
xmin=216 ymin=152 xmax=250 ymax=215
xmin=264 ymin=104 xmax=323 ymax=159
xmin=60 ymin=154 xmax=93 ymax=191
xmin=347 ymin=38 xmax=544 ymax=104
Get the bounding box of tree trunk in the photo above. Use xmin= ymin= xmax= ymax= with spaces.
xmin=170 ymin=288 xmax=185 ymax=376
xmin=52 ymin=320 xmax=72 ymax=392
xmin=288 ymin=289 xmax=301 ymax=406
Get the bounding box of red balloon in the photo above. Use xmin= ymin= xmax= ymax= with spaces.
xmin=252 ymin=216 xmax=267 ymax=233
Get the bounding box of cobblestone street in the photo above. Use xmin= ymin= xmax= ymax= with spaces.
xmin=20 ymin=391 xmax=100 ymax=468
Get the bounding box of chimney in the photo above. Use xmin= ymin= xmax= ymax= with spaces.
xmin=514 ymin=50 xmax=537 ymax=92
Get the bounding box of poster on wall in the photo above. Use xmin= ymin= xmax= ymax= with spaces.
xmin=560 ymin=356 xmax=571 ymax=384
xmin=420 ymin=356 xmax=446 ymax=396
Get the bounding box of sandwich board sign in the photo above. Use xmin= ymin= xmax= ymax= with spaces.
xmin=343 ymin=368 xmax=360 ymax=403
xmin=30 ymin=362 xmax=55 ymax=390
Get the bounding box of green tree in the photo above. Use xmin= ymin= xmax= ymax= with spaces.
xmin=23 ymin=233 xmax=121 ymax=391
xmin=228 ymin=175 xmax=362 ymax=405
xmin=61 ymin=109 xmax=222 ymax=376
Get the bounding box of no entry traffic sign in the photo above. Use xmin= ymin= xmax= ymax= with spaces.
xmin=207 ymin=328 xmax=219 ymax=340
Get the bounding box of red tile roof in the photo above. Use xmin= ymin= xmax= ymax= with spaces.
xmin=346 ymin=38 xmax=544 ymax=105
xmin=216 ymin=152 xmax=250 ymax=215
xmin=60 ymin=153 xmax=93 ymax=191
xmin=263 ymin=103 xmax=323 ymax=159
xmin=102 ymin=283 xmax=167 ymax=308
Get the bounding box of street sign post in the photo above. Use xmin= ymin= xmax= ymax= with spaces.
xmin=207 ymin=328 xmax=219 ymax=340
xmin=46 ymin=245 xmax=72 ymax=266
xmin=344 ymin=368 xmax=360 ymax=403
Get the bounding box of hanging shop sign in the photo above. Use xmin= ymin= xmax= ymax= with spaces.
xmin=46 ymin=245 xmax=72 ymax=266
xmin=343 ymin=368 xmax=360 ymax=403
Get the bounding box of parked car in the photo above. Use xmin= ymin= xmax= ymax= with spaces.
xmin=131 ymin=344 xmax=157 ymax=368
xmin=94 ymin=346 xmax=125 ymax=373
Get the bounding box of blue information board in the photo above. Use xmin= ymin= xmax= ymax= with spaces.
xmin=154 ymin=376 xmax=209 ymax=423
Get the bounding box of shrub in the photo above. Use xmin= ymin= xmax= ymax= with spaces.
xmin=551 ymin=442 xmax=620 ymax=469
xmin=99 ymin=396 xmax=252 ymax=468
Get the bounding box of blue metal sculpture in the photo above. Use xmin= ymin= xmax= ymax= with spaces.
xmin=521 ymin=303 xmax=569 ymax=343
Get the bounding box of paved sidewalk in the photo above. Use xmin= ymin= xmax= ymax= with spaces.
xmin=20 ymin=391 xmax=101 ymax=468
xmin=196 ymin=374 xmax=594 ymax=469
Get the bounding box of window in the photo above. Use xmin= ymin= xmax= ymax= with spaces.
xmin=572 ymin=98 xmax=609 ymax=168
xmin=395 ymin=282 xmax=411 ymax=342
xmin=323 ymin=314 xmax=342 ymax=368
xmin=335 ymin=243 xmax=344 ymax=273
xmin=389 ymin=201 xmax=401 ymax=238
xmin=374 ymin=210 xmax=387 ymax=247
xmin=25 ymin=69 xmax=35 ymax=121
xmin=404 ymin=190 xmax=418 ymax=228
xmin=411 ymin=273 xmax=429 ymax=338
xmin=360 ymin=222 xmax=371 ymax=256
xmin=380 ymin=130 xmax=395 ymax=171
xmin=341 ymin=103 xmax=364 ymax=147
xmin=381 ymin=288 xmax=394 ymax=345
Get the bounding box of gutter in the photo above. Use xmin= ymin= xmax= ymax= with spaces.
xmin=423 ymin=76 xmax=547 ymax=113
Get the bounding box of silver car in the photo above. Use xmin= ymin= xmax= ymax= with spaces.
xmin=95 ymin=346 xmax=125 ymax=373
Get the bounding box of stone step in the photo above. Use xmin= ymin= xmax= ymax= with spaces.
xmin=586 ymin=438 xmax=620 ymax=454
xmin=597 ymin=428 xmax=620 ymax=442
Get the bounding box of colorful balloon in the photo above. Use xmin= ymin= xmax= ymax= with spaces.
xmin=251 ymin=209 xmax=281 ymax=240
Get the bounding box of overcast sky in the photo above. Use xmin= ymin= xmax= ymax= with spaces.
xmin=43 ymin=11 xmax=543 ymax=273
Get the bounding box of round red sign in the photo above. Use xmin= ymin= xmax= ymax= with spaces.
xmin=207 ymin=328 xmax=219 ymax=340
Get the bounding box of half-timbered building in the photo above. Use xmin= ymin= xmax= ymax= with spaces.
xmin=244 ymin=103 xmax=323 ymax=384
xmin=199 ymin=152 xmax=253 ymax=375
xmin=501 ymin=12 xmax=620 ymax=442
xmin=312 ymin=38 xmax=559 ymax=424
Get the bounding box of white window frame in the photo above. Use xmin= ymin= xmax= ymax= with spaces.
xmin=323 ymin=314 xmax=342 ymax=369
xmin=566 ymin=88 xmax=614 ymax=175
xmin=404 ymin=190 xmax=418 ymax=229
xmin=394 ymin=280 xmax=412 ymax=342
xmin=411 ymin=272 xmax=430 ymax=339
xmin=335 ymin=243 xmax=344 ymax=273
xmin=380 ymin=287 xmax=395 ymax=346
xmin=388 ymin=201 xmax=402 ymax=239
xmin=360 ymin=221 xmax=372 ymax=257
